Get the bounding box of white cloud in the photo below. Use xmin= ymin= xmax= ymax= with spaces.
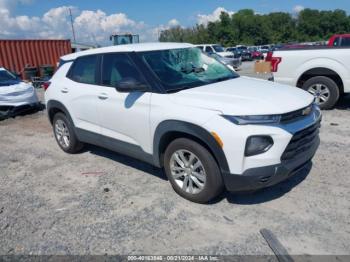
xmin=0 ymin=5 xmax=157 ymax=44
xmin=293 ymin=5 xmax=305 ymax=14
xmin=149 ymin=19 xmax=182 ymax=41
xmin=168 ymin=19 xmax=180 ymax=27
xmin=197 ymin=7 xmax=234 ymax=25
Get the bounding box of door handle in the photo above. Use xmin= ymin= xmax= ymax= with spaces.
xmin=61 ymin=88 xmax=69 ymax=93
xmin=98 ymin=93 xmax=109 ymax=100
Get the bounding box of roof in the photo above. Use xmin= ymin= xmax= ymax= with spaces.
xmin=195 ymin=44 xmax=220 ymax=46
xmin=330 ymin=34 xmax=350 ymax=37
xmin=0 ymin=67 xmax=5 ymax=71
xmin=71 ymin=42 xmax=98 ymax=49
xmin=61 ymin=42 xmax=194 ymax=61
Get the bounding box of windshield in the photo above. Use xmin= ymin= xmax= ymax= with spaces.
xmin=212 ymin=45 xmax=225 ymax=52
xmin=0 ymin=70 xmax=17 ymax=82
xmin=140 ymin=48 xmax=238 ymax=92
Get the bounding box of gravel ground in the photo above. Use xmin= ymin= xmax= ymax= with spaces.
xmin=0 ymin=61 xmax=349 ymax=256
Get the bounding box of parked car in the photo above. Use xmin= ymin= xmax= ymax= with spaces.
xmin=196 ymin=44 xmax=235 ymax=58
xmin=0 ymin=67 xmax=40 ymax=120
xmin=248 ymin=47 xmax=264 ymax=60
xmin=260 ymin=45 xmax=271 ymax=53
xmin=46 ymin=43 xmax=321 ymax=203
xmin=328 ymin=34 xmax=350 ymax=47
xmin=235 ymin=45 xmax=253 ymax=61
xmin=209 ymin=53 xmax=242 ymax=70
xmin=267 ymin=46 xmax=350 ymax=109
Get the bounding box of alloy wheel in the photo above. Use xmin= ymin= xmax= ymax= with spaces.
xmin=170 ymin=149 xmax=206 ymax=194
xmin=55 ymin=119 xmax=70 ymax=148
xmin=308 ymin=83 xmax=330 ymax=105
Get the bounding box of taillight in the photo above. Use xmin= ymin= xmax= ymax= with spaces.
xmin=265 ymin=51 xmax=281 ymax=72
xmin=42 ymin=81 xmax=51 ymax=91
xmin=265 ymin=51 xmax=273 ymax=61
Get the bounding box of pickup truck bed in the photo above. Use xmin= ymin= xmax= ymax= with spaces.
xmin=269 ymin=46 xmax=350 ymax=109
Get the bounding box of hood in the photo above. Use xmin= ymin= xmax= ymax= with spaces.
xmin=0 ymin=81 xmax=34 ymax=101
xmin=217 ymin=51 xmax=235 ymax=57
xmin=0 ymin=79 xmax=21 ymax=87
xmin=168 ymin=77 xmax=314 ymax=115
xmin=220 ymin=56 xmax=240 ymax=63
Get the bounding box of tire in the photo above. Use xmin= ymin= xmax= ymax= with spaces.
xmin=302 ymin=76 xmax=340 ymax=110
xmin=52 ymin=112 xmax=84 ymax=153
xmin=163 ymin=138 xmax=224 ymax=203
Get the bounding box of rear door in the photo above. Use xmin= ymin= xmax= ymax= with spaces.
xmin=96 ymin=52 xmax=152 ymax=153
xmin=64 ymin=54 xmax=101 ymax=134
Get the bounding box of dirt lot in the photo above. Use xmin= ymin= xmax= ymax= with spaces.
xmin=1 ymin=62 xmax=350 ymax=256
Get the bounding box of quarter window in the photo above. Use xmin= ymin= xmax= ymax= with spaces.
xmin=68 ymin=55 xmax=97 ymax=84
xmin=101 ymin=53 xmax=146 ymax=87
xmin=333 ymin=37 xmax=340 ymax=46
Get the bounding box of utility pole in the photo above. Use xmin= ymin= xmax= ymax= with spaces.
xmin=68 ymin=8 xmax=76 ymax=43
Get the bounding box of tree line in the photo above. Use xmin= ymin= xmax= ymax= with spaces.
xmin=159 ymin=9 xmax=350 ymax=46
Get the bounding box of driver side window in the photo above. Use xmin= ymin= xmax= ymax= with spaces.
xmin=101 ymin=53 xmax=146 ymax=87
xmin=205 ymin=46 xmax=213 ymax=53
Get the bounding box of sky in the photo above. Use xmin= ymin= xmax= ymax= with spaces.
xmin=0 ymin=0 xmax=349 ymax=45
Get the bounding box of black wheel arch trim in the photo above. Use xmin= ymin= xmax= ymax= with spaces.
xmin=47 ymin=100 xmax=74 ymax=126
xmin=153 ymin=120 xmax=230 ymax=174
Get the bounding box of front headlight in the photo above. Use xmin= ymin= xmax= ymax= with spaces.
xmin=222 ymin=114 xmax=281 ymax=125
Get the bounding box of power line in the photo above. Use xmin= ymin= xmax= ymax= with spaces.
xmin=68 ymin=8 xmax=76 ymax=43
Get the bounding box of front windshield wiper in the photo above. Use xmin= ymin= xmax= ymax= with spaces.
xmin=166 ymin=86 xmax=194 ymax=93
xmin=166 ymin=76 xmax=237 ymax=93
xmin=181 ymin=66 xmax=205 ymax=74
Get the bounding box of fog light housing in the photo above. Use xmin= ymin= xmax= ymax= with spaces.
xmin=245 ymin=136 xmax=274 ymax=156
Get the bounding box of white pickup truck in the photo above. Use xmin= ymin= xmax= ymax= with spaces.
xmin=267 ymin=47 xmax=350 ymax=109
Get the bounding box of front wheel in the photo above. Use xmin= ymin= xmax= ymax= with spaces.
xmin=164 ymin=138 xmax=224 ymax=203
xmin=302 ymin=76 xmax=340 ymax=110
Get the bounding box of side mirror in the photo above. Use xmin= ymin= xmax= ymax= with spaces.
xmin=115 ymin=78 xmax=148 ymax=93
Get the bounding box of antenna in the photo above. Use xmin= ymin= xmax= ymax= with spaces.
xmin=68 ymin=8 xmax=76 ymax=43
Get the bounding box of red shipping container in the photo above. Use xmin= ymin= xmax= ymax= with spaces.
xmin=0 ymin=39 xmax=72 ymax=79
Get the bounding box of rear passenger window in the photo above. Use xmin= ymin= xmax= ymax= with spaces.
xmin=101 ymin=53 xmax=146 ymax=87
xmin=340 ymin=37 xmax=350 ymax=47
xmin=68 ymin=55 xmax=97 ymax=84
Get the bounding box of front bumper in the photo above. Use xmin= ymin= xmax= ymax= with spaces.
xmin=222 ymin=121 xmax=320 ymax=192
xmin=0 ymin=102 xmax=41 ymax=119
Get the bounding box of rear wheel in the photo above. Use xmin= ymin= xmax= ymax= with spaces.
xmin=302 ymin=76 xmax=339 ymax=110
xmin=53 ymin=112 xmax=83 ymax=153
xmin=164 ymin=138 xmax=224 ymax=203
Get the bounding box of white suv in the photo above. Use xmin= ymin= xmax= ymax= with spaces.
xmin=196 ymin=44 xmax=234 ymax=58
xmin=45 ymin=43 xmax=321 ymax=203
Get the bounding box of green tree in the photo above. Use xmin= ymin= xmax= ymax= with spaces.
xmin=159 ymin=8 xmax=350 ymax=46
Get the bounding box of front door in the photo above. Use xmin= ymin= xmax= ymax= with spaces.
xmin=96 ymin=53 xmax=152 ymax=153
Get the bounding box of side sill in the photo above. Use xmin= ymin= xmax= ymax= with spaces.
xmin=75 ymin=128 xmax=156 ymax=166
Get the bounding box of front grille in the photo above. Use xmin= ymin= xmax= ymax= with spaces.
xmin=280 ymin=104 xmax=312 ymax=123
xmin=281 ymin=121 xmax=320 ymax=160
